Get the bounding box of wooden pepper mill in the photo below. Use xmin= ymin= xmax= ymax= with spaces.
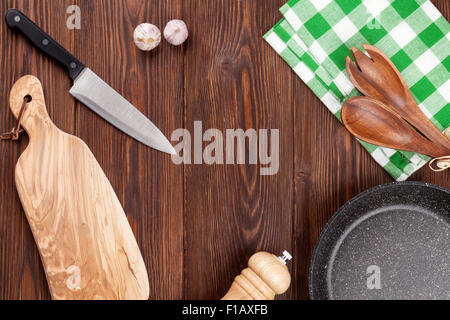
xmin=222 ymin=251 xmax=292 ymax=300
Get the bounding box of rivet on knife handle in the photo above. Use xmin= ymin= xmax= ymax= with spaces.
xmin=6 ymin=8 xmax=85 ymax=80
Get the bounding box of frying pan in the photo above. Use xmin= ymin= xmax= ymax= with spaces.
xmin=309 ymin=182 xmax=450 ymax=300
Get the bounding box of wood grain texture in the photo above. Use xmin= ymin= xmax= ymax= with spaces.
xmin=73 ymin=0 xmax=185 ymax=300
xmin=0 ymin=0 xmax=448 ymax=300
xmin=183 ymin=0 xmax=294 ymax=299
xmin=10 ymin=76 xmax=149 ymax=300
xmin=0 ymin=0 xmax=78 ymax=300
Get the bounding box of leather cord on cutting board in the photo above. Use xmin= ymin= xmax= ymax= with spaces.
xmin=1 ymin=97 xmax=30 ymax=141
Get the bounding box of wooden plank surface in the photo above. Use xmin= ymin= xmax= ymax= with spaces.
xmin=183 ymin=0 xmax=294 ymax=299
xmin=0 ymin=0 xmax=77 ymax=300
xmin=0 ymin=0 xmax=448 ymax=300
xmin=73 ymin=0 xmax=184 ymax=300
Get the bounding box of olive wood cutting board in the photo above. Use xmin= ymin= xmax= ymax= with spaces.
xmin=9 ymin=75 xmax=149 ymax=300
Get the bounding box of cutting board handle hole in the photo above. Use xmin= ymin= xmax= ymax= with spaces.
xmin=24 ymin=95 xmax=32 ymax=103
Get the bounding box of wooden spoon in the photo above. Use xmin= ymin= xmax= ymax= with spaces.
xmin=345 ymin=44 xmax=450 ymax=151
xmin=342 ymin=97 xmax=450 ymax=158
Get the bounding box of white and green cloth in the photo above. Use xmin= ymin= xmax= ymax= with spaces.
xmin=264 ymin=0 xmax=450 ymax=180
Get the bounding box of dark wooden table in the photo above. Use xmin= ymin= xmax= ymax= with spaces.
xmin=0 ymin=0 xmax=448 ymax=300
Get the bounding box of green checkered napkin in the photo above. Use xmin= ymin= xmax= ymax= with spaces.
xmin=264 ymin=0 xmax=450 ymax=181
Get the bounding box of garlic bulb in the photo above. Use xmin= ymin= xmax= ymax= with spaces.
xmin=164 ymin=20 xmax=188 ymax=46
xmin=134 ymin=23 xmax=161 ymax=51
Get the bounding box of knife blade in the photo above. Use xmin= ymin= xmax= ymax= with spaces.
xmin=6 ymin=8 xmax=176 ymax=155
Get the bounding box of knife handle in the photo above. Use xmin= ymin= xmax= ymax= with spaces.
xmin=6 ymin=8 xmax=85 ymax=81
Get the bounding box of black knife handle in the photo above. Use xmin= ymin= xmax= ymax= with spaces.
xmin=6 ymin=8 xmax=85 ymax=81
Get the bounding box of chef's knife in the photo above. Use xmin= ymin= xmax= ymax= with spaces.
xmin=6 ymin=8 xmax=176 ymax=155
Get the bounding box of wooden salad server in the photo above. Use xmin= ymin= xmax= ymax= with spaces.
xmin=222 ymin=251 xmax=292 ymax=300
xmin=342 ymin=96 xmax=450 ymax=158
xmin=9 ymin=76 xmax=149 ymax=300
xmin=345 ymin=44 xmax=450 ymax=151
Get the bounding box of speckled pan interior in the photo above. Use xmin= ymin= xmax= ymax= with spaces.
xmin=309 ymin=182 xmax=450 ymax=300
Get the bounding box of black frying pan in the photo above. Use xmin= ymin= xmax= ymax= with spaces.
xmin=309 ymin=182 xmax=450 ymax=300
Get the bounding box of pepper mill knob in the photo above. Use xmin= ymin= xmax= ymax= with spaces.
xmin=222 ymin=251 xmax=292 ymax=300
